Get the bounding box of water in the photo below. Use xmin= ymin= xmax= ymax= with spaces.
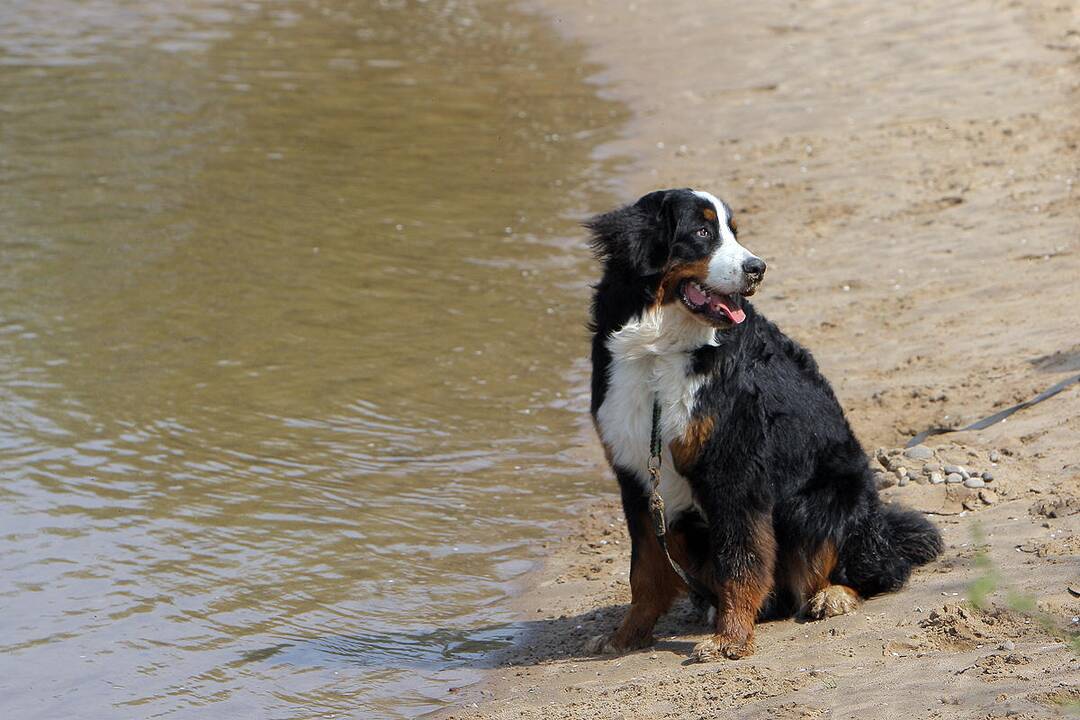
xmin=0 ymin=1 xmax=624 ymax=716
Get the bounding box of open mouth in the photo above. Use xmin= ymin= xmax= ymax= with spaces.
xmin=678 ymin=279 xmax=746 ymax=326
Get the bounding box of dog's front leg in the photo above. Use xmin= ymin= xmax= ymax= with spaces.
xmin=585 ymin=505 xmax=685 ymax=655
xmin=692 ymin=510 xmax=775 ymax=662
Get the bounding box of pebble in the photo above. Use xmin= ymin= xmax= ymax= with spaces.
xmin=895 ymin=467 xmax=908 ymax=479
xmin=898 ymin=475 xmax=909 ymax=487
xmin=923 ymin=463 xmax=942 ymax=475
xmin=989 ymin=450 xmax=1001 ymax=463
xmin=981 ymin=470 xmax=995 ymax=482
xmin=874 ymin=471 xmax=896 ymax=489
xmin=929 ymin=472 xmax=945 ymax=484
xmin=1000 ymin=639 xmax=1015 ymax=651
xmin=964 ymin=477 xmax=986 ymax=489
xmin=903 ymin=445 xmax=934 ymax=460
xmin=980 ymin=489 xmax=999 ymax=505
xmin=946 ymin=473 xmax=964 ymax=484
xmin=943 ymin=464 xmax=964 ymax=476
xmin=880 ymin=455 xmax=904 ymax=472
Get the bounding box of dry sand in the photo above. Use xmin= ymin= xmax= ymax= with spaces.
xmin=440 ymin=0 xmax=1080 ymax=717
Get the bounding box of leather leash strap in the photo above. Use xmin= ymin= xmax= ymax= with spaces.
xmin=647 ymin=397 xmax=718 ymax=608
xmin=906 ymin=372 xmax=1080 ymax=448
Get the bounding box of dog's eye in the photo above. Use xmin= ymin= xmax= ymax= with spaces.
xmin=694 ymin=228 xmax=711 ymax=238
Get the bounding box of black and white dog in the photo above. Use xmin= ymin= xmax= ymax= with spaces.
xmin=585 ymin=189 xmax=942 ymax=662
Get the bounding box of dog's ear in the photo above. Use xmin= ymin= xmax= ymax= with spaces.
xmin=585 ymin=190 xmax=677 ymax=275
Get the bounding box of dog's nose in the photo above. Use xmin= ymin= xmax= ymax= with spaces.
xmin=742 ymin=257 xmax=767 ymax=281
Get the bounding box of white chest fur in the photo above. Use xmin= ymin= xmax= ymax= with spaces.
xmin=595 ymin=306 xmax=716 ymax=522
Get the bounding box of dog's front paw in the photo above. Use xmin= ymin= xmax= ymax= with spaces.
xmin=800 ymin=585 xmax=860 ymax=621
xmin=690 ymin=634 xmax=754 ymax=662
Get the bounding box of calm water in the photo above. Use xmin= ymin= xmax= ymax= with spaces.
xmin=0 ymin=1 xmax=624 ymax=717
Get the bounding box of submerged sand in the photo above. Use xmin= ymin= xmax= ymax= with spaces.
xmin=441 ymin=0 xmax=1080 ymax=716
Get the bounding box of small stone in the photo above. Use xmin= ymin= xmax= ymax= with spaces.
xmin=930 ymin=472 xmax=945 ymax=484
xmin=999 ymin=639 xmax=1015 ymax=651
xmin=989 ymin=450 xmax=1001 ymax=463
xmin=981 ymin=470 xmax=994 ymax=482
xmin=964 ymin=477 xmax=986 ymax=489
xmin=945 ymin=473 xmax=964 ymax=484
xmin=923 ymin=463 xmax=942 ymax=475
xmin=943 ymin=464 xmax=964 ymax=475
xmin=898 ymin=475 xmax=909 ymax=487
xmin=879 ymin=454 xmax=904 ymax=472
xmin=979 ymin=489 xmax=998 ymax=505
xmin=904 ymin=445 xmax=934 ymax=460
xmin=874 ymin=471 xmax=896 ymax=489
xmin=895 ymin=467 xmax=908 ymax=479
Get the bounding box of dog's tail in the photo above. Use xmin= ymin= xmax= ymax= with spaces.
xmin=839 ymin=502 xmax=943 ymax=597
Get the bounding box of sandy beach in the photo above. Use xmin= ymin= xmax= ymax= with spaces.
xmin=440 ymin=0 xmax=1080 ymax=716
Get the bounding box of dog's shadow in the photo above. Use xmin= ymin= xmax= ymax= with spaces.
xmin=479 ymin=593 xmax=849 ymax=668
xmin=478 ymin=597 xmax=712 ymax=668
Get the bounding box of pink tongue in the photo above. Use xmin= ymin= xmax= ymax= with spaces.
xmin=710 ymin=297 xmax=746 ymax=324
xmin=685 ymin=283 xmax=708 ymax=306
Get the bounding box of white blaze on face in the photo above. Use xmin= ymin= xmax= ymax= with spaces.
xmin=692 ymin=190 xmax=759 ymax=295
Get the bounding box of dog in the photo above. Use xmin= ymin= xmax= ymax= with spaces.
xmin=583 ymin=188 xmax=942 ymax=662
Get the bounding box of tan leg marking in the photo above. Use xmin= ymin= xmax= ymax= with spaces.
xmin=585 ymin=513 xmax=687 ymax=655
xmin=691 ymin=515 xmax=776 ymax=662
xmin=800 ymin=584 xmax=861 ymax=620
xmin=781 ymin=540 xmax=839 ymax=609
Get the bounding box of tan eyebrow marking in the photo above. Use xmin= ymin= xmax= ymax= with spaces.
xmin=703 ymin=208 xmax=717 ymax=221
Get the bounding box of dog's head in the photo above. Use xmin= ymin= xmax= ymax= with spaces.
xmin=586 ymin=188 xmax=766 ymax=328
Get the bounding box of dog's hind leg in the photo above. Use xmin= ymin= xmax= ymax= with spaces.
xmin=782 ymin=540 xmax=862 ymax=621
xmin=585 ymin=511 xmax=686 ymax=655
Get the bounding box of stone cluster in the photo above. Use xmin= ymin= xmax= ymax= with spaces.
xmin=873 ymin=445 xmax=1002 ymax=507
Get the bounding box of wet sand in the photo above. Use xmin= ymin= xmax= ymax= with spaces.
xmin=439 ymin=0 xmax=1080 ymax=716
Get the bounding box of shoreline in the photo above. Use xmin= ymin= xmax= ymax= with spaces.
xmin=440 ymin=0 xmax=1080 ymax=716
